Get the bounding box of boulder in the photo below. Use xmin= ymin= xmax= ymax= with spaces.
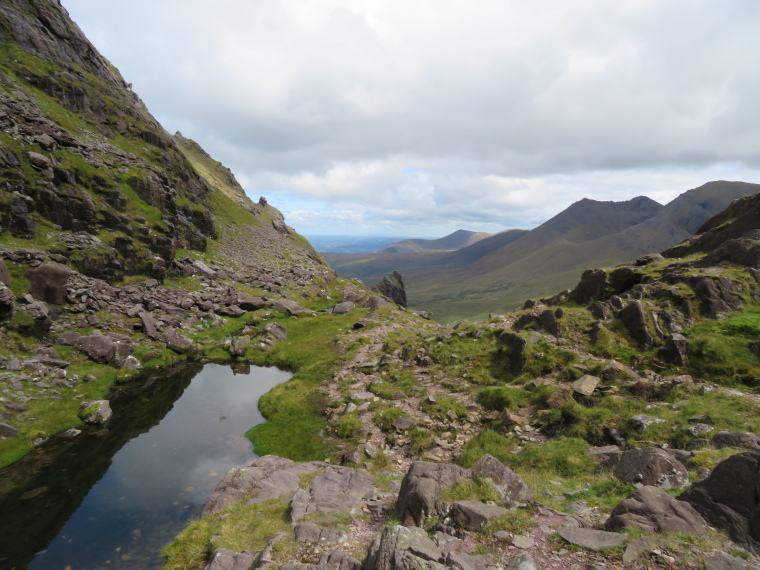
xmin=657 ymin=333 xmax=690 ymax=366
xmin=363 ymin=525 xmax=445 ymax=570
xmin=396 ymin=462 xmax=470 ymax=527
xmin=76 ymin=334 xmax=116 ymax=364
xmin=273 ymin=299 xmax=310 ymax=315
xmin=620 ymin=301 xmax=654 ymax=350
xmin=711 ymin=432 xmax=760 ymax=450
xmin=289 ymin=465 xmax=376 ymax=522
xmin=546 ymin=386 xmax=574 ymax=409
xmin=470 ymin=454 xmax=534 ymax=502
xmin=0 ymin=283 xmax=15 ymax=322
xmin=588 ymin=301 xmax=611 ymax=320
xmin=538 ymin=309 xmax=559 ymax=337
xmin=500 ymin=332 xmax=527 ymax=377
xmin=332 ymin=302 xmax=355 ymax=314
xmin=704 ymin=553 xmax=760 ymax=570
xmin=604 ymin=486 xmax=707 ymax=534
xmin=571 ymin=374 xmax=600 ymax=397
xmin=203 ymin=456 xmax=320 ymax=518
xmin=139 ymin=312 xmax=161 ymax=340
xmin=163 ymin=329 xmax=194 ymax=354
xmin=557 ymin=527 xmax=626 ymax=551
xmin=78 ymin=400 xmax=112 ymax=424
xmin=27 ymin=261 xmax=73 ymax=305
xmin=678 ymin=451 xmax=760 ymax=546
xmin=613 ymin=448 xmax=689 ymax=489
xmin=238 ymin=296 xmax=269 ymax=311
xmin=0 ymin=423 xmax=19 ymax=437
xmin=229 ymin=336 xmax=250 ymax=357
xmin=450 ymin=500 xmax=510 ymax=531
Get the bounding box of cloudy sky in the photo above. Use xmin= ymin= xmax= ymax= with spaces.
xmin=63 ymin=0 xmax=760 ymax=237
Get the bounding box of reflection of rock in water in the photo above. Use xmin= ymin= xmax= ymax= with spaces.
xmin=0 ymin=363 xmax=201 ymax=570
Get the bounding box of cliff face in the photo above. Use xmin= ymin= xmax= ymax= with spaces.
xmin=0 ymin=0 xmax=312 ymax=282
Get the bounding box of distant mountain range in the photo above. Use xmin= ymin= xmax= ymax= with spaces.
xmin=323 ymin=180 xmax=760 ymax=322
xmin=377 ymin=229 xmax=497 ymax=253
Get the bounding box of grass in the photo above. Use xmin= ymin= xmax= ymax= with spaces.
xmin=244 ymin=311 xmax=364 ymax=461
xmin=163 ymin=497 xmax=294 ymax=570
xmin=457 ymin=430 xmax=518 ymax=468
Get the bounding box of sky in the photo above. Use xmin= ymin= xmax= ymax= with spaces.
xmin=62 ymin=0 xmax=760 ymax=237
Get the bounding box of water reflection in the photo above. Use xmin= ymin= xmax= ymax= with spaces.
xmin=0 ymin=362 xmax=291 ymax=569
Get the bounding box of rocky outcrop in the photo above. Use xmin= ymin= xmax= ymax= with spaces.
xmin=396 ymin=462 xmax=470 ymax=527
xmin=202 ymin=456 xmax=321 ymax=518
xmin=372 ymin=271 xmax=407 ymax=308
xmin=289 ymin=465 xmax=377 ymax=522
xmin=678 ymin=451 xmax=760 ymax=546
xmin=604 ymin=486 xmax=707 ymax=533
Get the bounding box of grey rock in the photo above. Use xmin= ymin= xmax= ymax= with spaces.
xmin=163 ymin=329 xmax=194 ymax=354
xmin=704 ymin=553 xmax=760 ymax=570
xmin=371 ymin=271 xmax=407 ymax=308
xmin=203 ymin=455 xmax=320 ymax=518
xmin=505 ymin=552 xmax=536 ymax=570
xmin=294 ymin=522 xmax=348 ymax=544
xmin=332 ymin=302 xmax=355 ymax=314
xmin=76 ymin=335 xmax=116 ymax=364
xmin=557 ymin=527 xmax=627 ymax=551
xmin=604 ymin=485 xmax=707 ymax=533
xmin=629 ymin=414 xmax=667 ymax=432
xmin=0 ymin=258 xmax=10 ymax=285
xmin=679 ymin=451 xmax=760 ymax=546
xmin=711 ymin=432 xmax=760 ymax=450
xmin=289 ymin=465 xmax=376 ymax=522
xmin=657 ymin=333 xmax=690 ymax=366
xmin=27 ymin=261 xmax=73 ymax=305
xmin=202 ymin=548 xmax=260 ymax=570
xmin=622 ymin=537 xmax=671 ymax=563
xmin=620 ymin=301 xmax=654 ymax=350
xmin=396 ymin=462 xmax=470 ymax=527
xmin=78 ymin=400 xmax=112 ymax=424
xmin=0 ymin=283 xmax=15 ymax=322
xmin=238 ymin=297 xmax=269 ymax=311
xmin=362 ymin=525 xmax=445 ymax=570
xmin=262 ymin=322 xmax=288 ymax=342
xmin=571 ymin=375 xmax=600 ymax=397
xmin=451 ymin=500 xmax=510 ymax=531
xmin=273 ymin=299 xmax=310 ymax=315
xmin=446 ymin=552 xmax=501 ymax=570
xmin=613 ymin=448 xmax=689 ymax=489
xmin=139 ymin=311 xmax=161 ymax=340
xmin=0 ymin=422 xmax=19 ymax=437
xmin=470 ymin=454 xmax=533 ymax=502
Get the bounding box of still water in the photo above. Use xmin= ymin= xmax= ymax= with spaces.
xmin=0 ymin=362 xmax=291 ymax=569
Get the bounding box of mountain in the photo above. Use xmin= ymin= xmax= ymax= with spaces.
xmin=377 ymin=229 xmax=496 ymax=253
xmin=325 ymin=183 xmax=759 ymax=322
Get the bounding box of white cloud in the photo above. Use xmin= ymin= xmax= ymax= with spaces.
xmin=62 ymin=0 xmax=760 ymax=235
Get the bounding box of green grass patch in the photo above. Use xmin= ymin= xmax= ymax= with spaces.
xmin=457 ymin=430 xmax=517 ymax=468
xmin=511 ymin=437 xmax=595 ymax=478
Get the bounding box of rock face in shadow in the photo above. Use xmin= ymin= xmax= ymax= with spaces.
xmin=372 ymin=271 xmax=407 ymax=308
xmin=678 ymin=451 xmax=760 ymax=547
